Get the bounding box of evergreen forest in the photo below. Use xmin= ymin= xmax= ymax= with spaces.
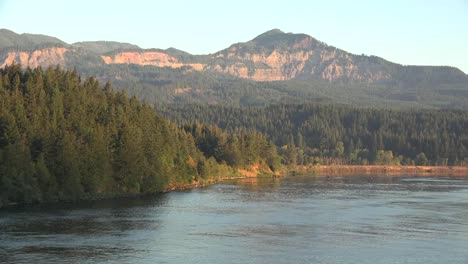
xmin=160 ymin=104 xmax=468 ymax=166
xmin=0 ymin=65 xmax=279 ymax=206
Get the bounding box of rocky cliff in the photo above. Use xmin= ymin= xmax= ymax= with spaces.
xmin=101 ymin=51 xmax=205 ymax=71
xmin=210 ymin=49 xmax=313 ymax=81
xmin=0 ymin=47 xmax=68 ymax=69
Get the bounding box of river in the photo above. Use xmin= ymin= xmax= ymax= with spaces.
xmin=1 ymin=175 xmax=468 ymax=263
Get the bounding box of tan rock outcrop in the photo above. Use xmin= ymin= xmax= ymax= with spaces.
xmin=211 ymin=50 xmax=313 ymax=81
xmin=1 ymin=47 xmax=68 ymax=68
xmin=101 ymin=51 xmax=205 ymax=71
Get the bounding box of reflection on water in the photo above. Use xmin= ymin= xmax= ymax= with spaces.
xmin=1 ymin=175 xmax=468 ymax=264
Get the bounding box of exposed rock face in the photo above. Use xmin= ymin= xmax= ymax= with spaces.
xmin=101 ymin=51 xmax=205 ymax=71
xmin=210 ymin=49 xmax=313 ymax=81
xmin=0 ymin=47 xmax=68 ymax=69
xmin=317 ymin=50 xmax=391 ymax=81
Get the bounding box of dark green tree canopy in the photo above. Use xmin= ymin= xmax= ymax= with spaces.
xmin=0 ymin=65 xmax=279 ymax=207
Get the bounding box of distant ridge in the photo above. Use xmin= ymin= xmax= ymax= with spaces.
xmin=1 ymin=28 xmax=467 ymax=109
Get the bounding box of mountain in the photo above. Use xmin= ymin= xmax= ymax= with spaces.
xmin=1 ymin=28 xmax=467 ymax=108
xmin=208 ymin=28 xmax=389 ymax=81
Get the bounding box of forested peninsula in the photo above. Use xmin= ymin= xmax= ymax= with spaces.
xmin=0 ymin=65 xmax=279 ymax=207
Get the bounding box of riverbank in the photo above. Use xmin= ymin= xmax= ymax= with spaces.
xmin=3 ymin=165 xmax=466 ymax=209
xmin=298 ymin=165 xmax=468 ymax=176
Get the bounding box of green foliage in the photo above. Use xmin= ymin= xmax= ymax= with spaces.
xmin=160 ymin=104 xmax=468 ymax=166
xmin=415 ymin=153 xmax=429 ymax=166
xmin=0 ymin=65 xmax=276 ymax=207
xmin=375 ymin=150 xmax=401 ymax=165
xmin=182 ymin=123 xmax=281 ymax=172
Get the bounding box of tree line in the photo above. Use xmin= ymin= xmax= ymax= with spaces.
xmin=160 ymin=104 xmax=468 ymax=166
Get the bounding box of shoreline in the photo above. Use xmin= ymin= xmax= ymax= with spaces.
xmin=306 ymin=165 xmax=468 ymax=177
xmin=2 ymin=165 xmax=466 ymax=209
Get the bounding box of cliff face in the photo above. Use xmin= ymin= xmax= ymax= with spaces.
xmin=101 ymin=51 xmax=205 ymax=71
xmin=210 ymin=49 xmax=313 ymax=81
xmin=0 ymin=47 xmax=68 ymax=69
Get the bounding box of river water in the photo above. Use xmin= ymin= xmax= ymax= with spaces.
xmin=1 ymin=175 xmax=468 ymax=264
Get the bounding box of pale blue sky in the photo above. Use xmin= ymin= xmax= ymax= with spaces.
xmin=1 ymin=0 xmax=467 ymax=73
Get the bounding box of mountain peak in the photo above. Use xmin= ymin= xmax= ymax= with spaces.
xmin=253 ymin=29 xmax=286 ymax=39
xmin=248 ymin=29 xmax=317 ymax=51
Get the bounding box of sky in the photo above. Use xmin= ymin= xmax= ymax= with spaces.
xmin=0 ymin=0 xmax=467 ymax=73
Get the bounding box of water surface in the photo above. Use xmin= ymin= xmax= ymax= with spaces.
xmin=1 ymin=175 xmax=468 ymax=263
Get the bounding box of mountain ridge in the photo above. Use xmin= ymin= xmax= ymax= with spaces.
xmin=1 ymin=28 xmax=467 ymax=109
xmin=2 ymin=28 xmax=466 ymax=76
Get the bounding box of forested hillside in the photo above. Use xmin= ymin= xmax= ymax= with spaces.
xmin=0 ymin=65 xmax=279 ymax=206
xmin=160 ymin=104 xmax=468 ymax=166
